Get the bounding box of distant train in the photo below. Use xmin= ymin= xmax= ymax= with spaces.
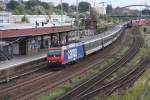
xmin=132 ymin=19 xmax=148 ymax=26
xmin=126 ymin=19 xmax=149 ymax=28
xmin=47 ymin=24 xmax=124 ymax=67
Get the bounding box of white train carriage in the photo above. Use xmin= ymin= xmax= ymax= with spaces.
xmin=84 ymin=37 xmax=103 ymax=55
xmin=83 ymin=24 xmax=123 ymax=55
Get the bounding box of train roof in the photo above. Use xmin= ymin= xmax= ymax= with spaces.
xmin=48 ymin=40 xmax=83 ymax=50
xmin=82 ymin=24 xmax=123 ymax=44
xmin=49 ymin=41 xmax=83 ymax=50
xmin=0 ymin=23 xmax=73 ymax=38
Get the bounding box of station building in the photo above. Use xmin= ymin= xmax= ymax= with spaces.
xmin=0 ymin=23 xmax=77 ymax=57
xmin=0 ymin=24 xmax=95 ymax=58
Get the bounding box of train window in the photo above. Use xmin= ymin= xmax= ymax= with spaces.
xmin=92 ymin=42 xmax=95 ymax=48
xmin=99 ymin=39 xmax=102 ymax=45
xmin=89 ymin=43 xmax=92 ymax=49
xmin=96 ymin=40 xmax=99 ymax=45
xmin=95 ymin=41 xmax=98 ymax=46
xmin=93 ymin=41 xmax=96 ymax=47
xmin=104 ymin=38 xmax=107 ymax=43
xmin=88 ymin=44 xmax=91 ymax=50
xmin=48 ymin=49 xmax=61 ymax=57
xmin=85 ymin=44 xmax=90 ymax=50
xmin=88 ymin=44 xmax=90 ymax=49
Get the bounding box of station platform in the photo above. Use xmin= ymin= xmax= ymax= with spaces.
xmin=0 ymin=24 xmax=123 ymax=70
xmin=0 ymin=50 xmax=47 ymax=70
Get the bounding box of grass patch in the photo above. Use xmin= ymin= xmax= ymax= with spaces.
xmin=93 ymin=66 xmax=150 ymax=100
xmin=93 ymin=46 xmax=150 ymax=100
xmin=115 ymin=47 xmax=129 ymax=58
xmin=106 ymin=48 xmax=150 ymax=100
xmin=107 ymin=66 xmax=150 ymax=100
xmin=128 ymin=48 xmax=150 ymax=66
xmin=140 ymin=26 xmax=150 ymax=48
xmin=38 ymin=83 xmax=73 ymax=100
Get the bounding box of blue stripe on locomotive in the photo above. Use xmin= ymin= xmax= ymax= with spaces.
xmin=64 ymin=43 xmax=85 ymax=64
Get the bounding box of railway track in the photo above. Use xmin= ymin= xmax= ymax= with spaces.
xmin=105 ymin=58 xmax=150 ymax=96
xmin=57 ymin=29 xmax=144 ymax=100
xmin=0 ymin=39 xmax=125 ymax=99
xmin=9 ymin=43 xmax=125 ymax=100
xmin=0 ymin=27 xmax=131 ymax=99
xmin=0 ymin=45 xmax=123 ymax=99
xmin=0 ymin=60 xmax=48 ymax=84
xmin=76 ymin=57 xmax=150 ymax=100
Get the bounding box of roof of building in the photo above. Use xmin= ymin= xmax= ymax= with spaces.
xmin=0 ymin=23 xmax=73 ymax=38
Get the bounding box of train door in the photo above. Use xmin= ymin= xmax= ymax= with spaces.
xmin=102 ymin=39 xmax=104 ymax=49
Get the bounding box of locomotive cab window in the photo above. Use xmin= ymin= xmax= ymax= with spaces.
xmin=48 ymin=49 xmax=61 ymax=57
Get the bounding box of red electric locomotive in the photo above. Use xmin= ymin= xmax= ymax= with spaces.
xmin=47 ymin=42 xmax=85 ymax=67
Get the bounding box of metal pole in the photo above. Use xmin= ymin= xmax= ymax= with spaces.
xmin=0 ymin=12 xmax=2 ymax=49
xmin=99 ymin=2 xmax=107 ymax=15
xmin=102 ymin=3 xmax=104 ymax=15
xmin=60 ymin=0 xmax=63 ymax=25
xmin=0 ymin=31 xmax=2 ymax=50
xmin=76 ymin=0 xmax=79 ymax=39
xmin=89 ymin=5 xmax=91 ymax=15
xmin=94 ymin=0 xmax=96 ymax=9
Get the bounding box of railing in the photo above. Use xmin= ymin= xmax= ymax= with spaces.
xmin=0 ymin=48 xmax=10 ymax=61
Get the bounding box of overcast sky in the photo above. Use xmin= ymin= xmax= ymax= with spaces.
xmin=40 ymin=0 xmax=150 ymax=9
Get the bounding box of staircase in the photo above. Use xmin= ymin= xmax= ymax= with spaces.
xmin=0 ymin=48 xmax=11 ymax=61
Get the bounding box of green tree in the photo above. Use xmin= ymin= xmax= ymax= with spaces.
xmin=40 ymin=2 xmax=49 ymax=10
xmin=33 ymin=5 xmax=47 ymax=15
xmin=78 ymin=2 xmax=90 ymax=13
xmin=142 ymin=9 xmax=150 ymax=15
xmin=21 ymin=15 xmax=29 ymax=23
xmin=7 ymin=0 xmax=19 ymax=10
xmin=56 ymin=3 xmax=69 ymax=13
xmin=47 ymin=4 xmax=54 ymax=15
xmin=24 ymin=0 xmax=40 ymax=9
xmin=62 ymin=3 xmax=69 ymax=12
xmin=0 ymin=7 xmax=3 ymax=11
xmin=53 ymin=7 xmax=61 ymax=14
xmin=15 ymin=5 xmax=26 ymax=15
xmin=67 ymin=5 xmax=76 ymax=17
xmin=106 ymin=5 xmax=112 ymax=15
xmin=70 ymin=5 xmax=76 ymax=12
xmin=24 ymin=0 xmax=49 ymax=10
xmin=24 ymin=0 xmax=49 ymax=15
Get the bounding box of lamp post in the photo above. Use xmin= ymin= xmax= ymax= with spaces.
xmin=60 ymin=0 xmax=63 ymax=25
xmin=0 ymin=12 xmax=2 ymax=50
xmin=0 ymin=31 xmax=2 ymax=50
xmin=94 ymin=0 xmax=96 ymax=9
xmin=76 ymin=0 xmax=79 ymax=39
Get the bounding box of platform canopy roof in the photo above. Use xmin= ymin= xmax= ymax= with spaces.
xmin=0 ymin=23 xmax=73 ymax=38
